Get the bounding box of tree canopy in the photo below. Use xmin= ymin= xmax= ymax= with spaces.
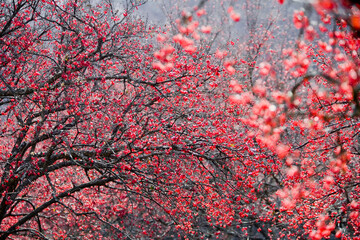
xmin=0 ymin=0 xmax=359 ymax=239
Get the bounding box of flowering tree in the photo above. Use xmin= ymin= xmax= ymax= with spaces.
xmin=0 ymin=0 xmax=249 ymax=238
xmin=0 ymin=0 xmax=359 ymax=239
xmin=226 ymin=0 xmax=360 ymax=239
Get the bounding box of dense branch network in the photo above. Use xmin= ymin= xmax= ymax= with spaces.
xmin=0 ymin=0 xmax=359 ymax=239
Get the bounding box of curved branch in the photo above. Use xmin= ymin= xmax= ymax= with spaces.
xmin=0 ymin=176 xmax=115 ymax=240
